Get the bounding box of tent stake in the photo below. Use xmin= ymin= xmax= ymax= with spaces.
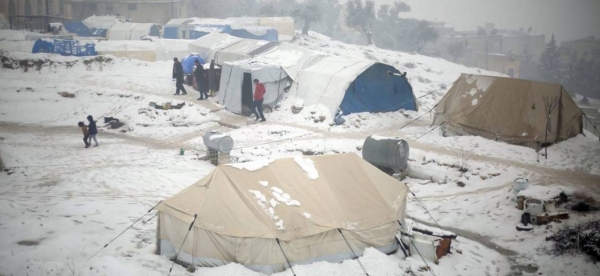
xmin=337 ymin=229 xmax=369 ymax=276
xmin=275 ymin=238 xmax=297 ymax=276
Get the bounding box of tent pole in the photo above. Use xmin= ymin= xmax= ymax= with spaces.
xmin=275 ymin=238 xmax=297 ymax=276
xmin=337 ymin=229 xmax=370 ymax=276
xmin=168 ymin=214 xmax=198 ymax=275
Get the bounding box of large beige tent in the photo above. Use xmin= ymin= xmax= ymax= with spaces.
xmin=156 ymin=153 xmax=408 ymax=274
xmin=433 ymin=74 xmax=584 ymax=149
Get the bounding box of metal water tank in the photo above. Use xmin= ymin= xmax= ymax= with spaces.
xmin=203 ymin=131 xmax=234 ymax=154
xmin=362 ymin=135 xmax=409 ymax=172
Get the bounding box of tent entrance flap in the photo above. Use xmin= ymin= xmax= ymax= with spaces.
xmin=242 ymin=73 xmax=254 ymax=115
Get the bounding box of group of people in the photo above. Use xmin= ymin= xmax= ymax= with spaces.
xmin=78 ymin=115 xmax=99 ymax=148
xmin=172 ymin=58 xmax=267 ymax=122
xmin=172 ymin=58 xmax=216 ymax=101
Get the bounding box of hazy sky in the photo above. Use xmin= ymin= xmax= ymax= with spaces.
xmin=375 ymin=0 xmax=600 ymax=42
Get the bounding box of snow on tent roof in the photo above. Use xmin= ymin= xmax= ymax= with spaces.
xmin=433 ymin=74 xmax=584 ymax=148
xmin=156 ymin=153 xmax=408 ymax=274
xmin=213 ymin=39 xmax=273 ymax=65
xmin=257 ymin=43 xmax=326 ymax=80
xmin=83 ymin=15 xmax=120 ymax=30
xmin=165 ymin=17 xmax=197 ymax=27
xmin=188 ymin=33 xmax=243 ymax=62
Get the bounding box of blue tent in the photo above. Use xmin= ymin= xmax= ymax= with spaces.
xmin=340 ymin=64 xmax=416 ymax=114
xmin=181 ymin=54 xmax=205 ymax=75
xmin=231 ymin=27 xmax=278 ymax=41
xmin=32 ymin=39 xmax=97 ymax=57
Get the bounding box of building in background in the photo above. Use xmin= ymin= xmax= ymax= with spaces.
xmin=1 ymin=0 xmax=72 ymax=31
xmin=0 ymin=0 xmax=71 ymax=19
xmin=71 ymin=0 xmax=187 ymax=25
xmin=559 ymin=36 xmax=600 ymax=64
xmin=425 ymin=23 xmax=545 ymax=78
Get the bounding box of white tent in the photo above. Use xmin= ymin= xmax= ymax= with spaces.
xmin=286 ymin=55 xmax=376 ymax=116
xmin=107 ymin=23 xmax=158 ymax=40
xmin=129 ymin=23 xmax=157 ymax=40
xmin=107 ymin=23 xmax=136 ymax=40
xmin=188 ymin=33 xmax=242 ymax=62
xmin=218 ymin=60 xmax=289 ymax=114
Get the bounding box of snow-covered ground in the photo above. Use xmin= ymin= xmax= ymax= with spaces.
xmin=1 ymin=30 xmax=600 ymax=276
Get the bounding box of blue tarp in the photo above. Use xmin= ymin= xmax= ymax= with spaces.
xmin=64 ymin=21 xmax=108 ymax=38
xmin=32 ymin=39 xmax=97 ymax=57
xmin=181 ymin=54 xmax=205 ymax=75
xmin=339 ymin=64 xmax=416 ymax=114
xmin=164 ymin=26 xmax=180 ymax=39
xmin=231 ymin=28 xmax=278 ymax=41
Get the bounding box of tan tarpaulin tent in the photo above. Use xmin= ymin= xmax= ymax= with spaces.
xmin=433 ymin=74 xmax=583 ymax=149
xmin=156 ymin=153 xmax=408 ymax=274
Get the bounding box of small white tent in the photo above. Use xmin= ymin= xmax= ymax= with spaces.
xmin=218 ymin=60 xmax=289 ymax=114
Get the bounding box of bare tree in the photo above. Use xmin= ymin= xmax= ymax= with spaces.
xmin=345 ymin=0 xmax=376 ymax=45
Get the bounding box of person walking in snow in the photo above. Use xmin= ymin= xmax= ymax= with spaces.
xmin=78 ymin=121 xmax=90 ymax=148
xmin=172 ymin=58 xmax=187 ymax=96
xmin=194 ymin=60 xmax=209 ymax=100
xmin=252 ymin=79 xmax=266 ymax=122
xmin=87 ymin=115 xmax=99 ymax=147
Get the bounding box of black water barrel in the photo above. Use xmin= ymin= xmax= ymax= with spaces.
xmin=362 ymin=135 xmax=409 ymax=171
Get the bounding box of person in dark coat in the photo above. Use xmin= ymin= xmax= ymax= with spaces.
xmin=172 ymin=58 xmax=187 ymax=96
xmin=87 ymin=115 xmax=99 ymax=147
xmin=194 ymin=60 xmax=209 ymax=100
xmin=208 ymin=59 xmax=216 ymax=96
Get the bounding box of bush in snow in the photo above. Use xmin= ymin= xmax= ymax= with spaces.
xmin=546 ymin=220 xmax=600 ymax=263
